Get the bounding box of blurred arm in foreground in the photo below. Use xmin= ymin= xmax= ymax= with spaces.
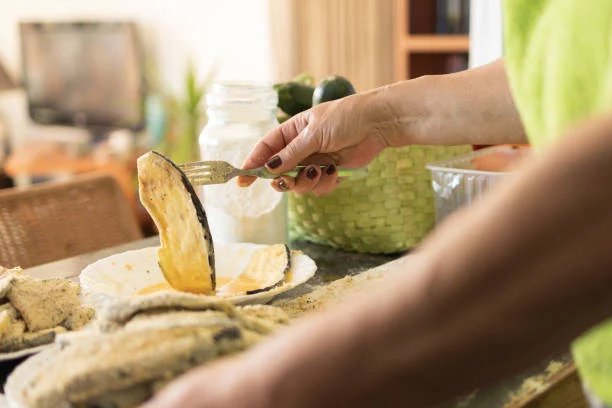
xmin=145 ymin=99 xmax=612 ymax=408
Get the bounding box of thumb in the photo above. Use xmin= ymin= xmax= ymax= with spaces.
xmin=265 ymin=128 xmax=320 ymax=174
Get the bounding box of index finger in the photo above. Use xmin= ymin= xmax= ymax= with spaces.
xmin=246 ymin=115 xmax=306 ymax=169
xmin=238 ymin=114 xmax=307 ymax=187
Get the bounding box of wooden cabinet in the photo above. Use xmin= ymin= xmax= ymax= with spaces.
xmin=395 ymin=0 xmax=470 ymax=80
xmin=271 ymin=0 xmax=469 ymax=86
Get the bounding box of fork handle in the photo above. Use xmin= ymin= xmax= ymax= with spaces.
xmin=261 ymin=165 xmax=369 ymax=179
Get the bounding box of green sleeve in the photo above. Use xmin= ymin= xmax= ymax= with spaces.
xmin=504 ymin=0 xmax=612 ymax=150
xmin=504 ymin=0 xmax=612 ymax=402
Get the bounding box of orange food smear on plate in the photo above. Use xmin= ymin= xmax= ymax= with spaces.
xmin=137 ymin=277 xmax=233 ymax=296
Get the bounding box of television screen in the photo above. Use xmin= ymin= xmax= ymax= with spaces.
xmin=20 ymin=22 xmax=144 ymax=131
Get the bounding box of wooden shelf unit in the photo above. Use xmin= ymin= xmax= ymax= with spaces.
xmin=395 ymin=0 xmax=470 ymax=80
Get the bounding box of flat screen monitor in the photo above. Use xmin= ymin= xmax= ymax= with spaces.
xmin=20 ymin=21 xmax=145 ymax=131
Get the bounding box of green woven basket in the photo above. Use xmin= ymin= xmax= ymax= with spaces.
xmin=289 ymin=145 xmax=472 ymax=254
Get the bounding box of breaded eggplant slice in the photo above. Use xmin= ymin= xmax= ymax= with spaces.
xmin=123 ymin=310 xmax=237 ymax=332
xmin=0 ymin=326 xmax=66 ymax=353
xmin=22 ymin=325 xmax=253 ymax=408
xmin=239 ymin=304 xmax=291 ymax=325
xmin=0 ymin=274 xmax=16 ymax=301
xmin=9 ymin=303 xmax=291 ymax=408
xmin=217 ymin=244 xmax=291 ymax=295
xmin=98 ymin=291 xmax=235 ymax=331
xmin=137 ymin=151 xmax=215 ymax=294
xmin=8 ymin=277 xmax=81 ymax=332
xmin=60 ymin=307 xmax=95 ymax=331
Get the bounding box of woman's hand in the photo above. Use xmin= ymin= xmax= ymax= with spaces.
xmin=238 ymin=88 xmax=398 ymax=196
xmin=239 ymin=60 xmax=526 ymax=196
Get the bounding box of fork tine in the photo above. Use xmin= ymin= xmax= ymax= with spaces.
xmin=178 ymin=162 xmax=209 ymax=170
xmin=188 ymin=177 xmax=215 ymax=185
xmin=180 ymin=167 xmax=211 ymax=176
xmin=178 ymin=160 xmax=229 ymax=169
xmin=183 ymin=172 xmax=213 ymax=180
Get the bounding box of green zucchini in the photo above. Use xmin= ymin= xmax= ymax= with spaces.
xmin=312 ymin=75 xmax=356 ymax=105
xmin=276 ymin=82 xmax=315 ymax=116
xmin=137 ymin=151 xmax=215 ymax=294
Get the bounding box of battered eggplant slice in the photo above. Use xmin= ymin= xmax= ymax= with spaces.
xmin=0 ymin=311 xmax=12 ymax=338
xmin=0 ymin=305 xmax=25 ymax=340
xmin=217 ymin=244 xmax=291 ymax=296
xmin=0 ymin=327 xmax=66 ymax=353
xmin=8 ymin=276 xmax=81 ymax=332
xmin=0 ymin=267 xmax=94 ymax=355
xmin=72 ymin=385 xmax=151 ymax=408
xmin=0 ymin=303 xmax=20 ymax=321
xmin=0 ymin=273 xmax=16 ymax=301
xmin=240 ymin=304 xmax=291 ymax=325
xmin=20 ymin=325 xmax=248 ymax=408
xmin=137 ymin=151 xmax=215 ymax=294
xmin=14 ymin=298 xmax=290 ymax=408
xmin=99 ymin=291 xmax=235 ymax=332
xmin=123 ymin=310 xmax=237 ymax=333
xmin=61 ymin=307 xmax=96 ymax=331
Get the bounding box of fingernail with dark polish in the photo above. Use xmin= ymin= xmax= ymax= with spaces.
xmin=277 ymin=179 xmax=289 ymax=191
xmin=326 ymin=165 xmax=336 ymax=175
xmin=306 ymin=166 xmax=318 ymax=179
xmin=267 ymin=156 xmax=282 ymax=169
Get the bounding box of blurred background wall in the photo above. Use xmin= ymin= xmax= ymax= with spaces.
xmin=0 ymin=0 xmax=277 ymax=144
xmin=469 ymin=0 xmax=503 ymax=68
xmin=0 ymin=0 xmax=504 ymax=156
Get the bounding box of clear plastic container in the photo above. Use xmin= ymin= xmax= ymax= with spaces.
xmin=199 ymin=82 xmax=288 ymax=245
xmin=425 ymin=145 xmax=531 ymax=223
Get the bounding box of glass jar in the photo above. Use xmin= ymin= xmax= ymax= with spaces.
xmin=198 ymin=83 xmax=287 ymax=245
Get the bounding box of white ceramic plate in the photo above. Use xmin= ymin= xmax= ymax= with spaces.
xmin=0 ymin=345 xmax=50 ymax=363
xmin=79 ymin=243 xmax=317 ymax=305
xmin=5 ymin=345 xmax=55 ymax=408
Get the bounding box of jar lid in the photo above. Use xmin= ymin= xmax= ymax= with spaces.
xmin=207 ymin=82 xmax=277 ymax=108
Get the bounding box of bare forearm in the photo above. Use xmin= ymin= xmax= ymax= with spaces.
xmin=262 ymin=114 xmax=612 ymax=407
xmin=370 ymin=58 xmax=527 ymax=146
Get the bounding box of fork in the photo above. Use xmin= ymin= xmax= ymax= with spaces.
xmin=178 ymin=160 xmax=369 ymax=186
